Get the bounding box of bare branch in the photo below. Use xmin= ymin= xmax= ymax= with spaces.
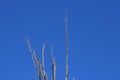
xmin=52 ymin=57 xmax=56 ymax=80
xmin=65 ymin=12 xmax=69 ymax=80
xmin=42 ymin=44 xmax=45 ymax=69
xmin=33 ymin=51 xmax=43 ymax=80
xmin=25 ymin=36 xmax=33 ymax=55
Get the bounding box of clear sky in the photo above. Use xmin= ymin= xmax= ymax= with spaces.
xmin=0 ymin=0 xmax=120 ymax=80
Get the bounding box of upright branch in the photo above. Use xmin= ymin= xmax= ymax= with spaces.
xmin=42 ymin=44 xmax=48 ymax=80
xmin=65 ymin=13 xmax=69 ymax=80
xmin=52 ymin=57 xmax=56 ymax=80
xmin=46 ymin=45 xmax=56 ymax=80
xmin=42 ymin=44 xmax=45 ymax=75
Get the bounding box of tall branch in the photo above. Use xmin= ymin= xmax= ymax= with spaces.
xmin=46 ymin=44 xmax=56 ymax=80
xmin=65 ymin=13 xmax=69 ymax=80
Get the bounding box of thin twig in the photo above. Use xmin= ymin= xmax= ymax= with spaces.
xmin=65 ymin=12 xmax=69 ymax=80
xmin=42 ymin=44 xmax=45 ymax=74
xmin=46 ymin=44 xmax=56 ymax=80
xmin=52 ymin=57 xmax=56 ymax=80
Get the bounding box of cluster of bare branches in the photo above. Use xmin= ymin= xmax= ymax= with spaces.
xmin=25 ymin=37 xmax=56 ymax=80
xmin=25 ymin=15 xmax=74 ymax=80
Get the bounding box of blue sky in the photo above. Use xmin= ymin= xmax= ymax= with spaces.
xmin=0 ymin=0 xmax=120 ymax=80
